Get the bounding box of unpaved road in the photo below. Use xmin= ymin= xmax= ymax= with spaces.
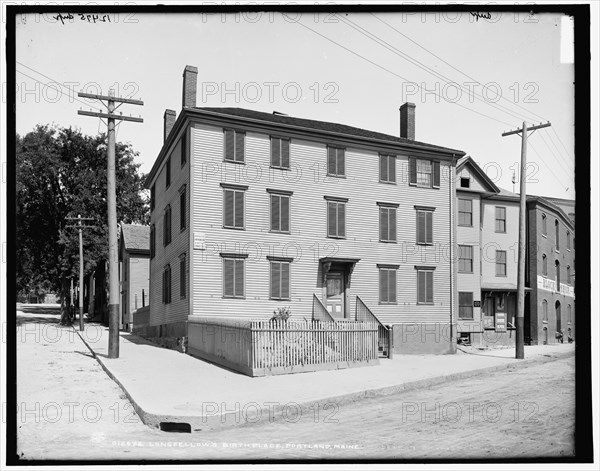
xmin=15 ymin=305 xmax=575 ymax=461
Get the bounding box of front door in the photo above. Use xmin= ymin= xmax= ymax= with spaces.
xmin=326 ymin=272 xmax=345 ymax=318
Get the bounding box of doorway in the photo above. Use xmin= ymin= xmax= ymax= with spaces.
xmin=555 ymin=300 xmax=562 ymax=332
xmin=325 ymin=271 xmax=345 ymax=319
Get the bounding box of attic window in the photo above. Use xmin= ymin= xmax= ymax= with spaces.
xmin=460 ymin=177 xmax=470 ymax=188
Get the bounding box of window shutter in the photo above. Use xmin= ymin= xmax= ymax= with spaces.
xmin=270 ymin=262 xmax=280 ymax=299
xmin=418 ymin=271 xmax=425 ymax=303
xmin=389 ymin=208 xmax=397 ymax=241
xmin=337 ymin=149 xmax=345 ymax=176
xmin=327 ymin=202 xmax=336 ymax=237
xmin=380 ymin=207 xmax=388 ymax=241
xmin=337 ymin=202 xmax=345 ymax=237
xmin=167 ymin=266 xmax=171 ymax=303
xmin=235 ymin=131 xmax=245 ymax=162
xmin=409 ymin=158 xmax=417 ymax=185
xmin=180 ymin=190 xmax=186 ymax=230
xmin=417 ymin=211 xmax=425 ymax=243
xmin=270 ymin=195 xmax=280 ymax=231
xmin=327 ymin=147 xmax=336 ymax=175
xmin=224 ymin=190 xmax=234 ymax=227
xmin=234 ymin=191 xmax=244 ymax=228
xmin=162 ymin=270 xmax=165 ymax=303
xmin=426 ymin=212 xmax=433 ymax=244
xmin=389 ymin=156 xmax=396 ymax=183
xmin=389 ymin=269 xmax=397 ymax=303
xmin=224 ymin=130 xmax=234 ymax=161
xmin=281 ymin=196 xmax=290 ymax=232
xmin=234 ymin=259 xmax=244 ymax=297
xmin=282 ymin=139 xmax=290 ymax=168
xmin=180 ymin=256 xmax=186 ymax=298
xmin=379 ymin=269 xmax=387 ymax=303
xmin=432 ymin=161 xmax=440 ymax=187
xmin=379 ymin=155 xmax=387 ymax=182
xmin=281 ymin=263 xmax=290 ymax=299
xmin=224 ymin=259 xmax=234 ymax=297
xmin=270 ymin=137 xmax=279 ymax=167
xmin=426 ymin=271 xmax=433 ymax=303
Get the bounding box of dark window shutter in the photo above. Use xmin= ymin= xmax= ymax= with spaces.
xmin=150 ymin=225 xmax=155 ymax=258
xmin=181 ymin=133 xmax=187 ymax=165
xmin=409 ymin=158 xmax=417 ymax=184
xmin=281 ymin=263 xmax=290 ymax=299
xmin=281 ymin=196 xmax=290 ymax=232
xmin=270 ymin=262 xmax=280 ymax=299
xmin=426 ymin=212 xmax=433 ymax=244
xmin=426 ymin=271 xmax=433 ymax=303
xmin=235 ymin=131 xmax=245 ymax=162
xmin=327 ymin=202 xmax=336 ymax=237
xmin=390 ymin=208 xmax=397 ymax=241
xmin=389 ymin=269 xmax=397 ymax=303
xmin=163 ymin=211 xmax=167 ymax=246
xmin=224 ymin=259 xmax=234 ymax=297
xmin=234 ymin=191 xmax=244 ymax=228
xmin=380 ymin=207 xmax=387 ymax=241
xmin=433 ymin=161 xmax=440 ymax=187
xmin=270 ymin=194 xmax=280 ymax=231
xmin=166 ymin=158 xmax=171 ymax=187
xmin=234 ymin=259 xmax=244 ymax=297
xmin=224 ymin=190 xmax=234 ymax=227
xmin=389 ymin=156 xmax=396 ymax=183
xmin=180 ymin=256 xmax=186 ymax=298
xmin=337 ymin=202 xmax=345 ymax=237
xmin=379 ymin=155 xmax=387 ymax=182
xmin=180 ymin=190 xmax=186 ymax=230
xmin=282 ymin=139 xmax=290 ymax=168
xmin=327 ymin=147 xmax=336 ymax=175
xmin=270 ymin=137 xmax=279 ymax=167
xmin=417 ymin=211 xmax=425 ymax=243
xmin=150 ymin=185 xmax=155 ymax=211
xmin=224 ymin=129 xmax=234 ymax=161
xmin=337 ymin=149 xmax=345 ymax=176
xmin=418 ymin=271 xmax=425 ymax=303
xmin=379 ymin=269 xmax=387 ymax=303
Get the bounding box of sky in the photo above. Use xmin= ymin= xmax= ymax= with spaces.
xmin=11 ymin=5 xmax=580 ymax=200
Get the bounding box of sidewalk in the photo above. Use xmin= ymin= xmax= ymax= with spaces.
xmin=75 ymin=324 xmax=575 ymax=432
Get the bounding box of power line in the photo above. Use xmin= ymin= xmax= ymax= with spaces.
xmin=550 ymin=127 xmax=574 ymax=160
xmin=338 ymin=14 xmax=538 ymax=125
xmin=537 ymin=131 xmax=574 ymax=177
xmin=546 ymin=126 xmax=575 ymax=164
xmin=528 ymin=139 xmax=571 ymax=192
xmin=370 ymin=13 xmax=549 ymax=123
xmin=295 ymin=20 xmax=514 ymax=127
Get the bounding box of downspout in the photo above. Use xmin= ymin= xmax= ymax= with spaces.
xmin=449 ymin=156 xmax=457 ymax=352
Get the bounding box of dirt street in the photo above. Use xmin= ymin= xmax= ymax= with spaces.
xmin=15 ymin=305 xmax=575 ymax=461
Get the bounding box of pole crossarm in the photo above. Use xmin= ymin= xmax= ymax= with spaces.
xmin=65 ymin=216 xmax=95 ymax=221
xmin=65 ymin=225 xmax=96 ymax=229
xmin=77 ymin=92 xmax=144 ymax=106
xmin=502 ymin=122 xmax=551 ymax=137
xmin=78 ymin=110 xmax=143 ymax=123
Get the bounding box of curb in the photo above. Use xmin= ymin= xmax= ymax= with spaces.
xmin=73 ymin=327 xmax=574 ymax=432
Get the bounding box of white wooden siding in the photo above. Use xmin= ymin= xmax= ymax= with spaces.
xmin=481 ymin=200 xmax=519 ymax=287
xmin=190 ymin=124 xmax=454 ymax=325
xmin=457 ymin=166 xmax=487 ymax=192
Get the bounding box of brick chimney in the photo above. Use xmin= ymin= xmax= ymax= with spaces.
xmin=399 ymin=102 xmax=416 ymax=140
xmin=164 ymin=109 xmax=176 ymax=142
xmin=182 ymin=65 xmax=198 ymax=108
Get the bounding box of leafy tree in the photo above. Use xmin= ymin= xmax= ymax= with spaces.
xmin=16 ymin=125 xmax=149 ymax=323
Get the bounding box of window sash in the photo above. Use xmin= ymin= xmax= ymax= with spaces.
xmin=224 ymin=129 xmax=245 ymax=163
xmin=379 ymin=268 xmax=397 ymax=304
xmin=458 ymin=199 xmax=473 ymax=226
xmin=270 ymin=261 xmax=291 ymax=300
xmin=223 ymin=258 xmax=244 ymax=298
xmin=327 ymin=147 xmax=345 ymax=177
xmin=495 ymin=250 xmax=507 ymax=276
xmin=327 ymin=201 xmax=345 ymax=238
xmin=458 ymin=292 xmax=474 ymax=319
xmin=416 ymin=210 xmax=433 ymax=244
xmin=271 ymin=137 xmax=290 ymax=169
xmin=542 ymin=255 xmax=548 ymax=276
xmin=542 ymin=215 xmax=547 ymax=235
xmin=223 ymin=189 xmax=245 ymax=229
xmin=270 ymin=194 xmax=290 ymax=233
xmin=379 ymin=207 xmax=397 ymax=242
xmin=458 ymin=245 xmax=473 ymax=273
xmin=495 ymin=207 xmax=506 ymax=232
xmin=417 ymin=270 xmax=434 ymax=304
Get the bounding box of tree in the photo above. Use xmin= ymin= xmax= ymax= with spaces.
xmin=16 ymin=125 xmax=149 ymax=323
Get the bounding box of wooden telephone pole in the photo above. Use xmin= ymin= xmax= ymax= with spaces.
xmin=502 ymin=121 xmax=551 ymax=359
xmin=77 ymin=90 xmax=143 ymax=358
xmin=66 ymin=215 xmax=95 ymax=331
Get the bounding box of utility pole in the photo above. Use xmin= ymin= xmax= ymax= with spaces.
xmin=77 ymin=90 xmax=143 ymax=358
xmin=502 ymin=121 xmax=551 ymax=359
xmin=66 ymin=215 xmax=95 ymax=331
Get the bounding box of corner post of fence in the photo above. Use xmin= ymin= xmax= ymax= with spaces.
xmin=387 ymin=325 xmax=394 ymax=359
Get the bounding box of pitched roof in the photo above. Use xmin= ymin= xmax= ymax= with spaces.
xmin=120 ymin=224 xmax=150 ymax=253
xmin=456 ymin=155 xmax=500 ymax=193
xmin=196 ymin=107 xmax=464 ymax=154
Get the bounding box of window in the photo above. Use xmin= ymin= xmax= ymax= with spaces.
xmin=416 ymin=267 xmax=434 ymax=304
xmin=542 ymin=299 xmax=548 ymax=321
xmin=458 ymin=245 xmax=473 ymax=273
xmin=179 ymin=185 xmax=186 ymax=231
xmin=269 ymin=258 xmax=291 ymax=301
xmin=179 ymin=253 xmax=186 ymax=299
xmin=224 ymin=129 xmax=245 ymax=163
xmin=542 ymin=254 xmax=547 ymax=277
xmin=555 ymin=220 xmax=560 ymax=250
xmin=555 ymin=260 xmax=560 ymax=286
xmin=222 ymin=184 xmax=247 ymax=229
xmin=495 ymin=207 xmax=506 ymax=233
xmin=460 ymin=177 xmax=470 ymax=188
xmin=181 ymin=133 xmax=187 ymax=167
xmin=379 ymin=154 xmax=396 ymax=183
xmin=327 ymin=146 xmax=345 ymax=177
xmin=222 ymin=254 xmax=246 ymax=298
xmin=150 ymin=184 xmax=155 ymax=211
xmin=150 ymin=224 xmax=155 ymax=259
xmin=165 ymin=157 xmax=171 ymax=188
xmin=541 ymin=213 xmax=547 ymax=235
xmin=495 ymin=250 xmax=507 ymax=277
xmin=567 ymin=304 xmax=572 ymax=324
xmin=409 ymin=158 xmax=440 ymax=188
xmin=459 ymin=292 xmax=474 ymax=319
xmin=326 ymin=197 xmax=347 ymax=238
xmin=458 ymin=198 xmax=473 ymax=227
xmin=162 ymin=264 xmax=171 ymax=304
xmin=378 ymin=203 xmax=398 ymax=242
xmin=567 ymin=231 xmax=571 ymax=250
xmin=163 ymin=205 xmax=171 ymax=246
xmin=416 ymin=207 xmax=434 ymax=245
xmin=268 ymin=190 xmax=291 ymax=233
xmin=378 ymin=265 xmax=398 ymax=304
xmin=271 ymin=137 xmax=290 ymax=169
xmin=566 ymin=266 xmax=571 ymax=285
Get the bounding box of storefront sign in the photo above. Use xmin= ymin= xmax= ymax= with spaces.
xmin=495 ymin=311 xmax=507 ymax=332
xmin=537 ymin=276 xmax=574 ymax=297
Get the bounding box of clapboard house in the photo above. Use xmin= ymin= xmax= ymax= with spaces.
xmin=144 ymin=65 xmax=466 ymax=355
